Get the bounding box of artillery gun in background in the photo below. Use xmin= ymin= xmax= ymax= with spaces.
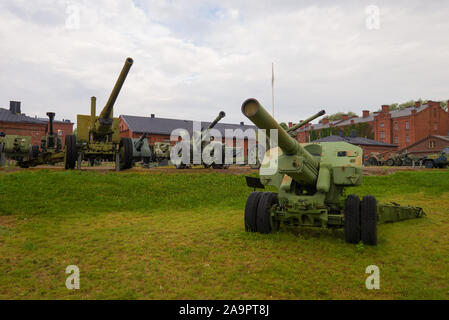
xmin=0 ymin=132 xmax=37 ymax=168
xmin=175 ymin=111 xmax=229 ymax=169
xmin=248 ymin=110 xmax=326 ymax=169
xmin=130 ymin=133 xmax=152 ymax=168
xmin=64 ymin=58 xmax=134 ymax=171
xmin=364 ymin=152 xmax=386 ymax=166
xmin=17 ymin=112 xmax=66 ymax=168
xmin=242 ymin=99 xmax=424 ymax=245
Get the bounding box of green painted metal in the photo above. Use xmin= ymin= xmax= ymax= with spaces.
xmin=242 ymin=98 xmax=424 ymax=245
xmin=68 ymin=57 xmax=134 ymax=171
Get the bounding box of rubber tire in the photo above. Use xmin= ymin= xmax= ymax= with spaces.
xmin=65 ymin=135 xmax=77 ymax=170
xmin=256 ymin=192 xmax=279 ymax=234
xmin=244 ymin=192 xmax=263 ymax=232
xmin=424 ymin=160 xmax=434 ymax=169
xmin=119 ymin=138 xmax=134 ymax=170
xmin=344 ymin=195 xmax=361 ymax=244
xmin=361 ymin=195 xmax=378 ymax=246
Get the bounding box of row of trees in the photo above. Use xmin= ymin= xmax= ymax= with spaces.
xmin=309 ymin=122 xmax=374 ymax=142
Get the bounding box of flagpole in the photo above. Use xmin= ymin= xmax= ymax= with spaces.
xmin=272 ymin=63 xmax=275 ymax=117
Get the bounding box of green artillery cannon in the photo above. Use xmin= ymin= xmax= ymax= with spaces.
xmin=18 ymin=112 xmax=66 ymax=168
xmin=248 ymin=110 xmax=325 ymax=169
xmin=65 ymin=57 xmax=134 ymax=171
xmin=0 ymin=132 xmax=37 ymax=168
xmin=242 ymin=99 xmax=424 ymax=245
xmin=176 ymin=111 xmax=228 ymax=169
xmin=131 ymin=133 xmax=152 ymax=168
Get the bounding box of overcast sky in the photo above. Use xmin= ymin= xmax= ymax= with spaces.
xmin=1 ymin=0 xmax=448 ymax=125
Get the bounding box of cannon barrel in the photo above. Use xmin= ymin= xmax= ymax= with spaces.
xmin=46 ymin=112 xmax=55 ymax=136
xmin=134 ymin=133 xmax=147 ymax=151
xmin=241 ymin=99 xmax=319 ymax=168
xmin=287 ymin=110 xmax=326 ymax=135
xmin=207 ymin=111 xmax=226 ymax=131
xmin=99 ymin=57 xmax=134 ymax=120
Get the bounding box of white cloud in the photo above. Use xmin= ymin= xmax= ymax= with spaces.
xmin=0 ymin=0 xmax=448 ymax=126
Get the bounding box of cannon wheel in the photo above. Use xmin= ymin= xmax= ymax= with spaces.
xmin=119 ymin=138 xmax=133 ymax=171
xmin=256 ymin=192 xmax=280 ymax=234
xmin=386 ymin=159 xmax=395 ymax=166
xmin=367 ymin=157 xmax=378 ymax=166
xmin=64 ymin=135 xmax=77 ymax=170
xmin=361 ymin=195 xmax=377 ymax=246
xmin=244 ymin=192 xmax=263 ymax=232
xmin=344 ymin=195 xmax=361 ymax=244
xmin=424 ymin=160 xmax=434 ymax=169
xmin=403 ymin=157 xmax=413 ymax=166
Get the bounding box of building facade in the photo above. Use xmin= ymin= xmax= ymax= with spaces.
xmin=297 ymin=100 xmax=449 ymax=150
xmin=399 ymin=135 xmax=449 ymax=156
xmin=0 ymin=101 xmax=73 ymax=147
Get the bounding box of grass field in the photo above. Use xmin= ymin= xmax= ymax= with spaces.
xmin=0 ymin=169 xmax=448 ymax=300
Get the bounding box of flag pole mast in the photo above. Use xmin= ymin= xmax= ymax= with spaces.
xmin=272 ymin=62 xmax=275 ymax=117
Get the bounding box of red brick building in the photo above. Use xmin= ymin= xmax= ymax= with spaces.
xmin=0 ymin=101 xmax=73 ymax=147
xmin=296 ymin=100 xmax=449 ymax=151
xmin=398 ymin=135 xmax=449 ymax=157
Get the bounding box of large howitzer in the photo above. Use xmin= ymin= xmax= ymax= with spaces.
xmin=242 ymin=99 xmax=424 ymax=245
xmin=65 ymin=57 xmax=134 ymax=171
xmin=175 ymin=111 xmax=229 ymax=169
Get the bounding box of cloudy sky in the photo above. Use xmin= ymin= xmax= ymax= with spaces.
xmin=1 ymin=0 xmax=448 ymax=125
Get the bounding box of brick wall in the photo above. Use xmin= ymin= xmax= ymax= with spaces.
xmin=0 ymin=121 xmax=46 ymax=146
xmin=401 ymin=136 xmax=449 ymax=156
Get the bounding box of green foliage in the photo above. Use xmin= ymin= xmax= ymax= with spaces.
xmin=322 ymin=112 xmax=357 ymax=122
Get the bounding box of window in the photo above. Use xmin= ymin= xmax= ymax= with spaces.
xmin=394 ymin=136 xmax=398 ymax=144
xmin=434 ymin=108 xmax=437 ymax=117
xmin=380 ymin=122 xmax=385 ymax=128
xmin=380 ymin=131 xmax=385 ymax=139
xmin=406 ymin=136 xmax=410 ymax=143
xmin=58 ymin=130 xmax=63 ymax=136
xmin=429 ymin=141 xmax=436 ymax=149
xmin=394 ymin=122 xmax=398 ymax=131
xmin=405 ymin=122 xmax=409 ymax=130
xmin=434 ymin=123 xmax=438 ymax=131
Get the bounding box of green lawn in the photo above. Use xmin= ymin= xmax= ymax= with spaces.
xmin=0 ymin=170 xmax=448 ymax=299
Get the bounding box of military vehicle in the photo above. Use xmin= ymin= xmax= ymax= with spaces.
xmin=131 ymin=133 xmax=152 ymax=168
xmin=0 ymin=132 xmax=37 ymax=167
xmin=175 ymin=111 xmax=228 ymax=169
xmin=248 ymin=111 xmax=326 ymax=170
xmin=422 ymin=147 xmax=449 ymax=168
xmin=64 ymin=57 xmax=134 ymax=171
xmin=241 ymin=99 xmax=424 ymax=245
xmin=364 ymin=152 xmax=385 ymax=166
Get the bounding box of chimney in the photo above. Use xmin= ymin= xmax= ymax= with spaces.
xmin=381 ymin=105 xmax=390 ymax=113
xmin=415 ymin=101 xmax=421 ymax=107
xmin=322 ymin=118 xmax=329 ymax=124
xmin=411 ymin=109 xmax=417 ymax=115
xmin=288 ymin=122 xmax=293 ymax=128
xmin=341 ymin=114 xmax=349 ymax=121
xmin=240 ymin=122 xmax=244 ymax=126
xmin=151 ymin=114 xmax=155 ymax=119
xmin=363 ymin=110 xmax=370 ymax=118
xmin=9 ymin=101 xmax=21 ymax=114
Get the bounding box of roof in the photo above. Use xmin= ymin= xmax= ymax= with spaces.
xmin=0 ymin=108 xmax=72 ymax=125
xmin=0 ymin=108 xmax=46 ymax=124
xmin=120 ymin=114 xmax=257 ymax=139
xmin=313 ymin=135 xmax=397 ymax=147
xmin=398 ymin=135 xmax=449 ymax=153
xmin=390 ymin=104 xmax=429 ymax=118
